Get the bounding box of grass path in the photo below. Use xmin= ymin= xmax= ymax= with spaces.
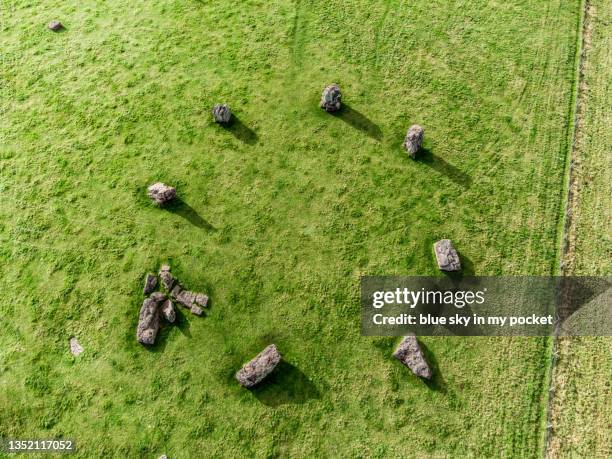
xmin=547 ymin=0 xmax=612 ymax=456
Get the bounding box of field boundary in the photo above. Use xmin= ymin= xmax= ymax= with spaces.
xmin=543 ymin=0 xmax=592 ymax=456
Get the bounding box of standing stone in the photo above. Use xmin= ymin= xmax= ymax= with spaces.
xmin=136 ymin=298 xmax=161 ymax=345
xmin=403 ymin=124 xmax=424 ymax=158
xmin=48 ymin=21 xmax=63 ymax=31
xmin=147 ymin=182 xmax=176 ymax=206
xmin=143 ymin=273 xmax=158 ymax=295
xmin=393 ymin=335 xmax=432 ymax=379
xmin=212 ymin=104 xmax=232 ymax=123
xmin=320 ymin=84 xmax=342 ymax=112
xmin=69 ymin=337 xmax=84 ymax=356
xmin=235 ymin=344 xmax=281 ymax=388
xmin=161 ymin=299 xmax=176 ymax=323
xmin=433 ymin=239 xmax=461 ymax=272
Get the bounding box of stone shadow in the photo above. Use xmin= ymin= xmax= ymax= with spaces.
xmin=419 ymin=148 xmax=472 ymax=188
xmin=331 ymin=103 xmax=382 ymax=141
xmin=221 ymin=115 xmax=258 ymax=145
xmin=418 ymin=340 xmax=447 ymax=393
xmin=165 ymin=198 xmax=215 ymax=231
xmin=251 ymin=361 xmax=320 ymax=406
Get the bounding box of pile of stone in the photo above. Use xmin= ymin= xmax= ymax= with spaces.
xmin=393 ymin=335 xmax=432 ymax=379
xmin=235 ymin=344 xmax=281 ymax=388
xmin=403 ymin=124 xmax=424 ymax=159
xmin=48 ymin=21 xmax=63 ymax=31
xmin=433 ymin=239 xmax=461 ymax=272
xmin=147 ymin=182 xmax=176 ymax=206
xmin=320 ymin=84 xmax=342 ymax=112
xmin=136 ymin=265 xmax=209 ymax=345
xmin=212 ymin=104 xmax=232 ymax=124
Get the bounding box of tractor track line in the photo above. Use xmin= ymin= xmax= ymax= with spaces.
xmin=543 ymin=0 xmax=593 ymax=457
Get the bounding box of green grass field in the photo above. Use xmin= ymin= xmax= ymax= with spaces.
xmin=549 ymin=0 xmax=611 ymax=456
xmin=0 ymin=0 xmax=593 ymax=457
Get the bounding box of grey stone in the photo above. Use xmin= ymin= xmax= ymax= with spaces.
xmin=159 ymin=269 xmax=176 ymax=291
xmin=176 ymin=290 xmax=196 ymax=309
xmin=235 ymin=344 xmax=281 ymax=388
xmin=143 ymin=273 xmax=158 ymax=295
xmin=320 ymin=84 xmax=342 ymax=112
xmin=161 ymin=299 xmax=176 ymax=323
xmin=194 ymin=293 xmax=209 ymax=308
xmin=149 ymin=291 xmax=167 ymax=303
xmin=190 ymin=305 xmax=203 ymax=316
xmin=147 ymin=182 xmax=177 ymax=206
xmin=212 ymin=104 xmax=232 ymax=123
xmin=48 ymin=21 xmax=63 ymax=31
xmin=170 ymin=283 xmax=183 ymax=299
xmin=433 ymin=239 xmax=461 ymax=272
xmin=69 ymin=337 xmax=84 ymax=356
xmin=136 ymin=298 xmax=161 ymax=345
xmin=403 ymin=124 xmax=424 ymax=158
xmin=160 ymin=264 xmax=170 ymax=272
xmin=393 ymin=335 xmax=432 ymax=379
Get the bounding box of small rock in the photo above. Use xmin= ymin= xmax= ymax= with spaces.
xmin=136 ymin=298 xmax=161 ymax=345
xmin=393 ymin=335 xmax=432 ymax=379
xmin=235 ymin=344 xmax=281 ymax=388
xmin=160 ymin=264 xmax=170 ymax=273
xmin=69 ymin=337 xmax=84 ymax=356
xmin=143 ymin=273 xmax=158 ymax=295
xmin=159 ymin=269 xmax=176 ymax=291
xmin=212 ymin=104 xmax=232 ymax=123
xmin=147 ymin=182 xmax=177 ymax=206
xmin=48 ymin=21 xmax=63 ymax=31
xmin=161 ymin=299 xmax=176 ymax=323
xmin=433 ymin=239 xmax=461 ymax=272
xmin=403 ymin=124 xmax=424 ymax=158
xmin=194 ymin=293 xmax=209 ymax=308
xmin=320 ymin=84 xmax=342 ymax=112
xmin=190 ymin=305 xmax=203 ymax=316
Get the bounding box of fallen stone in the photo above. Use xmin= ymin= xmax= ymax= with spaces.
xmin=320 ymin=84 xmax=342 ymax=112
xmin=433 ymin=239 xmax=461 ymax=272
xmin=235 ymin=344 xmax=281 ymax=388
xmin=48 ymin=21 xmax=63 ymax=31
xmin=194 ymin=293 xmax=209 ymax=308
xmin=159 ymin=269 xmax=176 ymax=291
xmin=170 ymin=283 xmax=183 ymax=299
xmin=69 ymin=337 xmax=84 ymax=356
xmin=190 ymin=305 xmax=203 ymax=316
xmin=143 ymin=273 xmax=158 ymax=295
xmin=161 ymin=299 xmax=176 ymax=323
xmin=403 ymin=124 xmax=424 ymax=158
xmin=136 ymin=298 xmax=161 ymax=345
xmin=176 ymin=290 xmax=197 ymax=309
xmin=212 ymin=104 xmax=232 ymax=123
xmin=393 ymin=335 xmax=432 ymax=379
xmin=147 ymin=182 xmax=177 ymax=206
xmin=149 ymin=291 xmax=167 ymax=303
xmin=160 ymin=264 xmax=170 ymax=272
